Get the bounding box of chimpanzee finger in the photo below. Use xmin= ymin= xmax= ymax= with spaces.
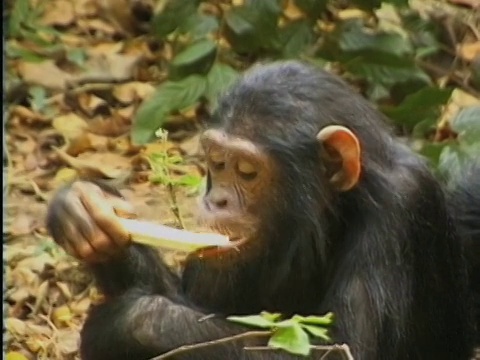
xmin=77 ymin=183 xmax=132 ymax=247
xmin=105 ymin=194 xmax=137 ymax=220
xmin=60 ymin=219 xmax=106 ymax=263
xmin=61 ymin=190 xmax=119 ymax=256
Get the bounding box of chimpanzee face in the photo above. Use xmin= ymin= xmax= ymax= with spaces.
xmin=197 ymin=129 xmax=276 ymax=257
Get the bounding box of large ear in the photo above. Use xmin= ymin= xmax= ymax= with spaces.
xmin=316 ymin=125 xmax=361 ymax=191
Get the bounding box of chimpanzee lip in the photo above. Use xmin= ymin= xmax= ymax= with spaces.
xmin=194 ymin=236 xmax=249 ymax=258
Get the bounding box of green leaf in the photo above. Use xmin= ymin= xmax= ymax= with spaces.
xmin=300 ymin=324 xmax=331 ymax=341
xmin=29 ymin=86 xmax=47 ymax=112
xmin=437 ymin=145 xmax=471 ymax=179
xmin=179 ymin=13 xmax=219 ymax=39
xmin=339 ymin=20 xmax=413 ymax=56
xmin=169 ymin=39 xmax=217 ymax=79
xmin=260 ymin=312 xmax=282 ymax=323
xmin=67 ymin=48 xmax=87 ymax=67
xmin=227 ymin=315 xmax=277 ymax=329
xmin=268 ymin=324 xmax=310 ymax=356
xmin=293 ymin=0 xmax=327 ymax=19
xmin=292 ymin=312 xmax=334 ymax=326
xmin=6 ymin=43 xmax=45 ymax=62
xmin=151 ymin=0 xmax=201 ymax=38
xmin=450 ymin=106 xmax=480 ymax=144
xmin=8 ymin=0 xmax=30 ymax=37
xmin=349 ymin=0 xmax=382 ymax=10
xmin=132 ymin=75 xmax=207 ymax=144
xmin=280 ymin=20 xmax=314 ymax=58
xmin=224 ymin=0 xmax=282 ymax=53
xmin=382 ymin=87 xmax=452 ymax=130
xmin=205 ymin=63 xmax=240 ymax=107
xmin=382 ymin=0 xmax=409 ymax=7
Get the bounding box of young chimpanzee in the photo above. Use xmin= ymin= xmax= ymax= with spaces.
xmin=449 ymin=161 xmax=480 ymax=344
xmin=46 ymin=61 xmax=477 ymax=360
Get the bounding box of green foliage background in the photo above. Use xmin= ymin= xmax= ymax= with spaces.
xmin=134 ymin=0 xmax=480 ymax=178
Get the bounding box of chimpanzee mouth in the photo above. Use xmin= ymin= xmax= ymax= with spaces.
xmin=194 ymin=235 xmax=249 ymax=258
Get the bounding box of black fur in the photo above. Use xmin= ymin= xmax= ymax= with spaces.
xmin=46 ymin=61 xmax=477 ymax=360
xmin=448 ymin=161 xmax=480 ymax=343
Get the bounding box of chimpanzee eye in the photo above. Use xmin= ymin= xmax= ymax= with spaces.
xmin=212 ymin=161 xmax=225 ymax=171
xmin=209 ymin=150 xmax=225 ymax=171
xmin=236 ymin=159 xmax=257 ymax=180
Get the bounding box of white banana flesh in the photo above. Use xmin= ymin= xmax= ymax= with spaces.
xmin=118 ymin=218 xmax=231 ymax=252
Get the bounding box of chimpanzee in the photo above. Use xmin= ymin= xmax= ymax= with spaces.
xmin=449 ymin=161 xmax=480 ymax=344
xmin=46 ymin=61 xmax=477 ymax=360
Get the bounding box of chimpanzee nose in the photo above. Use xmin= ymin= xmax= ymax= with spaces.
xmin=206 ymin=190 xmax=229 ymax=210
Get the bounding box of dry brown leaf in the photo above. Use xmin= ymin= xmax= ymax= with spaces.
xmin=52 ymin=168 xmax=78 ymax=188
xmin=283 ymin=0 xmax=304 ymax=20
xmin=337 ymin=9 xmax=369 ymax=20
xmin=77 ymin=18 xmax=117 ymax=36
xmin=179 ymin=134 xmax=202 ymax=156
xmin=117 ymin=105 xmax=136 ymax=120
xmin=53 ymin=305 xmax=74 ymax=328
xmin=448 ymin=0 xmax=480 ymax=8
xmin=24 ymin=336 xmax=45 ymax=354
xmin=88 ymin=112 xmax=131 ymax=137
xmin=8 ymin=214 xmax=39 ymax=237
xmin=70 ymin=297 xmax=91 ymax=315
xmin=9 ymin=133 xmax=36 ymax=155
xmin=73 ymin=0 xmax=99 ymax=16
xmin=457 ymin=42 xmax=480 ymax=62
xmin=81 ymin=53 xmax=142 ymax=83
xmin=98 ymin=0 xmax=147 ymax=34
xmin=124 ymin=40 xmax=157 ymax=60
xmin=143 ymin=141 xmax=175 ymax=156
xmin=17 ymin=253 xmax=56 ymax=274
xmin=41 ymin=0 xmax=76 ymax=27
xmin=87 ymin=42 xmax=124 ymax=56
xmin=438 ymin=88 xmax=480 ymax=127
xmin=17 ymin=60 xmax=73 ymax=90
xmin=6 ymin=318 xmax=28 ymax=337
xmin=56 ymin=282 xmax=73 ymax=299
xmin=32 ymin=280 xmax=50 ymax=314
xmin=26 ymin=323 xmax=54 ymax=337
xmin=53 ymin=147 xmax=130 ymax=179
xmin=10 ymin=106 xmax=48 ymax=124
xmin=8 ymin=288 xmax=30 ymax=304
xmin=56 ymin=329 xmax=80 ymax=355
xmin=113 ymin=82 xmax=156 ymax=104
xmin=60 ymin=34 xmax=86 ymax=47
xmin=77 ymin=93 xmax=109 ymax=117
xmin=6 ymin=351 xmax=29 ymax=360
xmin=52 ymin=113 xmax=88 ymax=141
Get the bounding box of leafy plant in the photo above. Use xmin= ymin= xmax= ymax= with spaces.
xmin=148 ymin=130 xmax=203 ymax=192
xmin=437 ymin=106 xmax=480 ymax=177
xmin=228 ymin=311 xmax=334 ymax=356
xmin=132 ymin=0 xmax=479 ymax=178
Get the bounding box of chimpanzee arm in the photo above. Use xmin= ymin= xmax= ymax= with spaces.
xmin=80 ymin=291 xmax=303 ymax=360
xmin=46 ymin=180 xmax=182 ymax=299
xmin=87 ymin=243 xmax=182 ymax=299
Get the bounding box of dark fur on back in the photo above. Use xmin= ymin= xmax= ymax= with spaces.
xmin=449 ymin=161 xmax=480 ymax=342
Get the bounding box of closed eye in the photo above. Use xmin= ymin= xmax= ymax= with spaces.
xmin=237 ymin=159 xmax=257 ymax=180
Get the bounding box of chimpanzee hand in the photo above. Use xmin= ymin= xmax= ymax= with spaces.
xmin=46 ymin=181 xmax=137 ymax=263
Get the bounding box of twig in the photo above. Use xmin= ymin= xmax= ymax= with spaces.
xmin=244 ymin=344 xmax=354 ymax=360
xmin=149 ymin=331 xmax=272 ymax=360
xmin=167 ymin=182 xmax=185 ymax=229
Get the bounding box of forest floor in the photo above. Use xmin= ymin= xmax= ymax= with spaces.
xmin=5 ymin=0 xmax=480 ymax=359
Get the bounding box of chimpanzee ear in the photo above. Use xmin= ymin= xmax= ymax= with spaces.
xmin=316 ymin=125 xmax=361 ymax=191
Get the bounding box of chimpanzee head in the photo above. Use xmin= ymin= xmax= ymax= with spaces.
xmin=196 ymin=61 xmax=390 ymax=262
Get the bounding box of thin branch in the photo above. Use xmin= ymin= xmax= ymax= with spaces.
xmin=149 ymin=331 xmax=272 ymax=360
xmin=244 ymin=343 xmax=354 ymax=360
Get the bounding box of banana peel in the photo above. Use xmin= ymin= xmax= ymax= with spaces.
xmin=118 ymin=218 xmax=231 ymax=252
